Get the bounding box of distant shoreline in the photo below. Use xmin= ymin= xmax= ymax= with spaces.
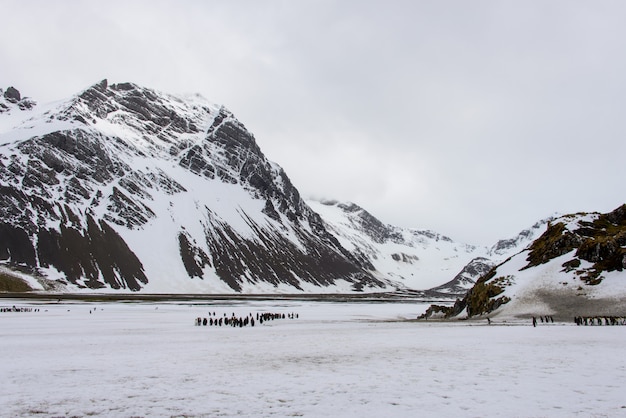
xmin=0 ymin=291 xmax=455 ymax=303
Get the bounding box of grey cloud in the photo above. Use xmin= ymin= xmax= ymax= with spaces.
xmin=1 ymin=0 xmax=624 ymax=245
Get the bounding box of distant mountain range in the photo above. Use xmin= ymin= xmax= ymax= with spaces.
xmin=0 ymin=81 xmax=596 ymax=296
xmin=306 ymin=199 xmax=552 ymax=295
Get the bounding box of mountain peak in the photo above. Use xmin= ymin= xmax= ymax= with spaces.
xmin=488 ymin=215 xmax=556 ymax=256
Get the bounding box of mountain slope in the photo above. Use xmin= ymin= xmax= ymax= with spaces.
xmin=429 ymin=217 xmax=555 ymax=295
xmin=0 ymin=81 xmax=388 ymax=293
xmin=305 ymin=199 xmax=555 ymax=294
xmin=307 ymin=199 xmax=486 ymax=290
xmin=428 ymin=257 xmax=494 ymax=295
xmin=421 ymin=205 xmax=626 ymax=319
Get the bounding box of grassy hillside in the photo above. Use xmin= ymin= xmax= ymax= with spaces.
xmin=0 ymin=271 xmax=33 ymax=292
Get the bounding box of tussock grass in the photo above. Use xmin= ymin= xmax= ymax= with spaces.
xmin=0 ymin=272 xmax=33 ymax=292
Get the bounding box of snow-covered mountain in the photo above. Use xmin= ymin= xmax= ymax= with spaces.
xmin=0 ymin=81 xmax=394 ymax=293
xmin=0 ymin=80 xmax=566 ymax=295
xmin=307 ymin=199 xmax=482 ymax=290
xmin=428 ymin=217 xmax=555 ymax=295
xmin=421 ymin=205 xmax=626 ymax=319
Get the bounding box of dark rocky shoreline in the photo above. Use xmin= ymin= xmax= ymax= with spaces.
xmin=0 ymin=291 xmax=456 ymax=304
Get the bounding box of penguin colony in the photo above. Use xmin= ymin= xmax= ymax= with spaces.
xmin=194 ymin=311 xmax=299 ymax=328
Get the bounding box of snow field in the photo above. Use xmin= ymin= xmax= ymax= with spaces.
xmin=1 ymin=299 xmax=626 ymax=417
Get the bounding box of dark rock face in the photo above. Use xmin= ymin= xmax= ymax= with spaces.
xmin=1 ymin=215 xmax=147 ymax=291
xmin=336 ymin=202 xmax=392 ymax=244
xmin=523 ymin=222 xmax=583 ymax=269
xmin=418 ymin=298 xmax=466 ymax=320
xmin=0 ymin=139 xmax=146 ymax=290
xmin=178 ymin=232 xmax=212 ymax=279
xmin=430 ymin=257 xmax=494 ymax=296
xmin=36 ymin=215 xmax=147 ymax=290
xmin=199 ymin=213 xmax=379 ymax=292
xmin=522 ymin=205 xmax=626 ymax=284
xmin=0 ymin=80 xmax=384 ymax=292
xmin=421 ymin=268 xmax=512 ymax=319
xmin=105 ymin=187 xmax=155 ymax=228
xmin=573 ymin=205 xmax=626 ymax=281
xmin=0 ymin=222 xmax=36 ymax=266
xmin=1 ymin=86 xmax=36 ymax=111
xmin=4 ymin=86 xmax=21 ymax=102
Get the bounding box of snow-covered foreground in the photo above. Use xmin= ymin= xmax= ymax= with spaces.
xmin=2 ymin=299 xmax=625 ymax=417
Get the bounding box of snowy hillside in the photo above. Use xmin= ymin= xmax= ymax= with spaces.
xmin=428 ymin=216 xmax=555 ymax=295
xmin=307 ymin=199 xmax=482 ymax=290
xmin=307 ymin=199 xmax=552 ymax=293
xmin=0 ymin=81 xmax=390 ymax=293
xmin=422 ymin=205 xmax=626 ymax=319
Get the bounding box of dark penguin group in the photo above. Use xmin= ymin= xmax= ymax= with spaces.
xmin=0 ymin=305 xmax=40 ymax=313
xmin=531 ymin=315 xmax=554 ymax=327
xmin=574 ymin=316 xmax=626 ymax=326
xmin=531 ymin=315 xmax=626 ymax=326
xmin=195 ymin=311 xmax=299 ymax=328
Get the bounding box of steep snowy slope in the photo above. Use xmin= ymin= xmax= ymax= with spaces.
xmin=0 ymin=81 xmax=388 ymax=293
xmin=307 ymin=199 xmax=484 ymax=290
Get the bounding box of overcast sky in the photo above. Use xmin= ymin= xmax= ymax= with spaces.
xmin=1 ymin=0 xmax=625 ymax=245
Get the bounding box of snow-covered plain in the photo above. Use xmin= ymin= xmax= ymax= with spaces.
xmin=2 ymin=298 xmax=626 ymax=417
